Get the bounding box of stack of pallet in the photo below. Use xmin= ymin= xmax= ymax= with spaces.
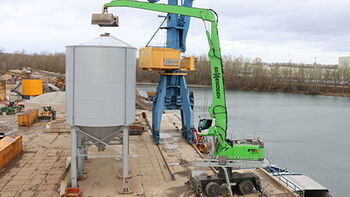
xmin=45 ymin=119 xmax=70 ymax=133
xmin=129 ymin=114 xmax=147 ymax=135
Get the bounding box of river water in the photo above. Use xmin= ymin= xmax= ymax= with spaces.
xmin=137 ymin=84 xmax=350 ymax=197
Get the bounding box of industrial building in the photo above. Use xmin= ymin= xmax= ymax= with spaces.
xmin=339 ymin=56 xmax=350 ymax=67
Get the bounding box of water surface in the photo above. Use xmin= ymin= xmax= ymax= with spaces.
xmin=137 ymin=84 xmax=350 ymax=197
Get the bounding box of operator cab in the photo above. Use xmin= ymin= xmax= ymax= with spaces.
xmin=43 ymin=106 xmax=52 ymax=111
xmin=8 ymin=101 xmax=15 ymax=107
xmin=198 ymin=119 xmax=213 ymax=134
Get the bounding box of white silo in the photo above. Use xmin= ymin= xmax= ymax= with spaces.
xmin=66 ymin=33 xmax=136 ymax=190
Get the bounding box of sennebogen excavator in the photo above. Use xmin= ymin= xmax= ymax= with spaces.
xmin=92 ymin=1 xmax=265 ymax=196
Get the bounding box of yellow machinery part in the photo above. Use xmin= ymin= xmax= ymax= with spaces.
xmin=139 ymin=47 xmax=181 ymax=71
xmin=146 ymin=91 xmax=156 ymax=97
xmin=181 ymin=57 xmax=197 ymax=71
xmin=22 ymin=79 xmax=43 ymax=96
xmin=42 ymin=111 xmax=50 ymax=117
xmin=159 ymin=73 xmax=187 ymax=76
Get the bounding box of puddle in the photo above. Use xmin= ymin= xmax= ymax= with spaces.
xmin=165 ymin=149 xmax=175 ymax=153
xmin=164 ymin=143 xmax=178 ymax=149
xmin=171 ymin=137 xmax=180 ymax=142
xmin=159 ymin=133 xmax=173 ymax=139
xmin=167 ymin=162 xmax=180 ymax=166
xmin=132 ymin=154 xmax=139 ymax=158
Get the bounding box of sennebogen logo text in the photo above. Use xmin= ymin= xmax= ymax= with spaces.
xmin=214 ymin=67 xmax=221 ymax=99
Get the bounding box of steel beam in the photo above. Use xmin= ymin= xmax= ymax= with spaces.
xmin=122 ymin=126 xmax=130 ymax=191
xmin=70 ymin=126 xmax=78 ymax=187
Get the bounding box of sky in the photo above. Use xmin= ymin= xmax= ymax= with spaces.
xmin=0 ymin=0 xmax=349 ymax=64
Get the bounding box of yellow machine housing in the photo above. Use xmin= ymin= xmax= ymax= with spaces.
xmin=22 ymin=79 xmax=43 ymax=96
xmin=181 ymin=57 xmax=197 ymax=71
xmin=139 ymin=47 xmax=181 ymax=71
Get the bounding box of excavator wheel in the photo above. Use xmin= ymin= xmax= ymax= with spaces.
xmin=238 ymin=179 xmax=254 ymax=195
xmin=205 ymin=182 xmax=220 ymax=197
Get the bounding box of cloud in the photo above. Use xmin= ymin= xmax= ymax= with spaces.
xmin=0 ymin=0 xmax=348 ymax=64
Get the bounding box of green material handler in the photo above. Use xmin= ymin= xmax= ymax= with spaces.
xmin=93 ymin=1 xmax=266 ymax=196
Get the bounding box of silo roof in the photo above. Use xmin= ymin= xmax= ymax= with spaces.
xmin=79 ymin=33 xmax=136 ymax=48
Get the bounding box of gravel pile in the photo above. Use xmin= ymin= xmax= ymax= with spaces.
xmin=27 ymin=92 xmax=65 ymax=104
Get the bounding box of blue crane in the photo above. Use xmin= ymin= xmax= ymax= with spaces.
xmin=147 ymin=0 xmax=194 ymax=144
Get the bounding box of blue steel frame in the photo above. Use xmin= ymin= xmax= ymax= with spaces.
xmin=149 ymin=0 xmax=194 ymax=144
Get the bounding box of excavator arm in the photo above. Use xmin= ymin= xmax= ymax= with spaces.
xmin=100 ymin=0 xmax=232 ymax=156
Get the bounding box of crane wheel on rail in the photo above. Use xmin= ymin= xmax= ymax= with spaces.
xmin=189 ymin=168 xmax=262 ymax=197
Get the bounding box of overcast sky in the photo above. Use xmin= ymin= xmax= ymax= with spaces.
xmin=1 ymin=0 xmax=349 ymax=64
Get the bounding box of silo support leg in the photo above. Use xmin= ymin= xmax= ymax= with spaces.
xmin=77 ymin=130 xmax=84 ymax=179
xmin=70 ymin=126 xmax=78 ymax=188
xmin=120 ymin=126 xmax=132 ymax=193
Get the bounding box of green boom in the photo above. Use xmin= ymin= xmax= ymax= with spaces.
xmin=104 ymin=0 xmax=264 ymax=160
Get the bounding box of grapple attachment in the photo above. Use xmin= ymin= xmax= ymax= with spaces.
xmin=91 ymin=13 xmax=119 ymax=27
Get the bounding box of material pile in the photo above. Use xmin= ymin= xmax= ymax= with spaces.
xmin=27 ymin=92 xmax=65 ymax=105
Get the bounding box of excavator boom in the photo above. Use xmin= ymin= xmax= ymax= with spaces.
xmin=100 ymin=0 xmax=263 ymax=161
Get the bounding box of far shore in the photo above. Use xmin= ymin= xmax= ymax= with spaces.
xmin=136 ymin=82 xmax=350 ymax=98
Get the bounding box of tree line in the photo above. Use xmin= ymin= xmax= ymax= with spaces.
xmin=0 ymin=50 xmax=65 ymax=73
xmin=138 ymin=55 xmax=350 ymax=96
xmin=1 ymin=51 xmax=349 ymax=95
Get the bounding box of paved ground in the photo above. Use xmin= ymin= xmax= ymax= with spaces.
xmin=0 ymin=112 xmax=296 ymax=197
xmin=0 ymin=115 xmax=70 ymax=197
xmin=78 ymin=113 xmax=296 ymax=197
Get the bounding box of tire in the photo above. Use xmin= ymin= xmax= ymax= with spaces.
xmin=239 ymin=179 xmax=254 ymax=195
xmin=205 ymin=182 xmax=220 ymax=197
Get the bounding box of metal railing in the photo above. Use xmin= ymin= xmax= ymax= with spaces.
xmin=274 ymin=173 xmax=305 ymax=197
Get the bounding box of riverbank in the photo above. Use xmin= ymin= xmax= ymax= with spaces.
xmin=136 ymin=82 xmax=350 ymax=98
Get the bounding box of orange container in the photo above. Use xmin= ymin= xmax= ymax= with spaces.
xmin=0 ymin=136 xmax=22 ymax=170
xmin=22 ymin=79 xmax=43 ymax=96
xmin=64 ymin=188 xmax=82 ymax=197
xmin=18 ymin=109 xmax=38 ymax=126
xmin=0 ymin=80 xmax=5 ymax=101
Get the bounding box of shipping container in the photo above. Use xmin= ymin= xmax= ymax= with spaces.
xmin=0 ymin=136 xmax=22 ymax=169
xmin=0 ymin=80 xmax=5 ymax=101
xmin=18 ymin=109 xmax=38 ymax=126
